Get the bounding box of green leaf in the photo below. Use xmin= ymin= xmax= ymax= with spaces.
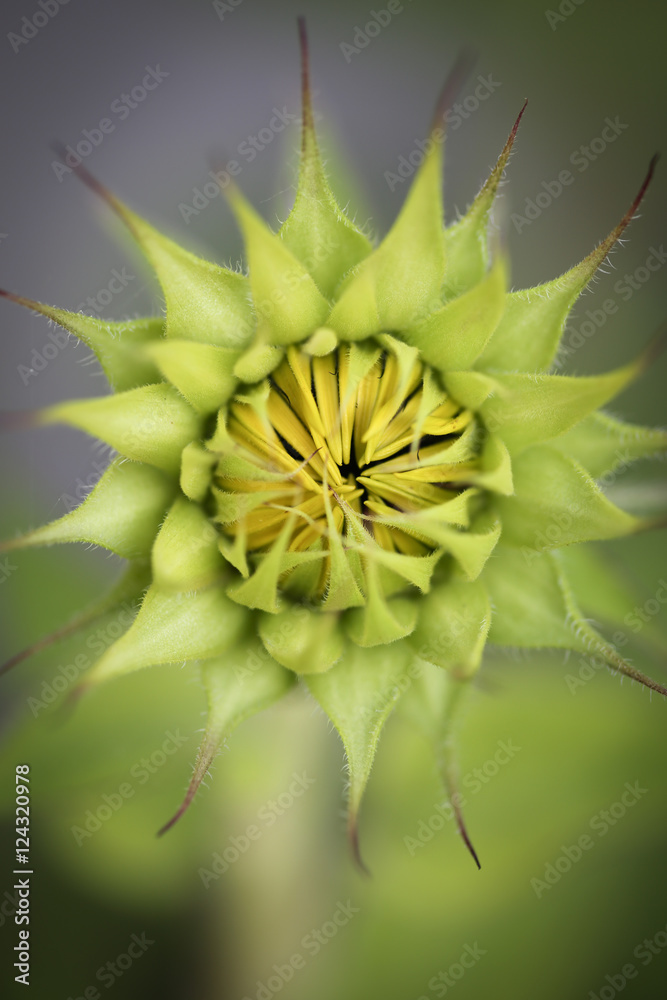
xmin=305 ymin=638 xmax=411 ymax=866
xmin=328 ymin=135 xmax=445 ymax=338
xmin=405 ymin=255 xmax=507 ymax=372
xmin=280 ymin=23 xmax=372 ymax=298
xmin=82 ymin=582 xmax=247 ymax=688
xmin=481 ymin=361 xmax=643 ymax=454
xmin=411 ymin=577 xmax=490 ymax=675
xmin=144 ymin=340 xmax=240 ymax=413
xmin=159 ymin=646 xmax=294 ymax=833
xmin=227 ymin=185 xmax=330 ymax=345
xmin=41 ymin=384 xmax=202 ymax=474
xmin=3 ymin=459 xmax=175 ymax=559
xmin=0 ymin=291 xmax=163 ymax=391
xmin=495 ymin=445 xmax=639 ymax=551
xmin=443 ymin=103 xmax=526 ymax=299
xmin=552 ymin=412 xmax=667 ymax=478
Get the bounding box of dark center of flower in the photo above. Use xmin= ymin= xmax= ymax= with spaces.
xmin=213 ymin=343 xmax=478 ymax=581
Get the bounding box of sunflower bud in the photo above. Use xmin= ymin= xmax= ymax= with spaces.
xmin=2 ymin=20 xmax=666 ymax=869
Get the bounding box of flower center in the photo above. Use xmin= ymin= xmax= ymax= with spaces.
xmin=213 ymin=343 xmax=478 ymax=582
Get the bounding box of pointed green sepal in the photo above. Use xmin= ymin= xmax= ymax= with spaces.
xmin=226 ymin=185 xmax=330 ymax=345
xmin=217 ymin=530 xmax=249 ymax=579
xmin=496 ymin=445 xmax=640 ymax=550
xmin=305 ymin=638 xmax=411 ymax=866
xmin=442 ymin=370 xmax=498 ymax=410
xmin=226 ymin=518 xmax=294 ymax=614
xmin=259 ymin=604 xmax=345 ymax=674
xmin=345 ymin=588 xmax=418 ymax=648
xmin=41 ymin=384 xmax=202 ymax=474
xmin=226 ymin=521 xmax=325 ymax=614
xmin=554 ymin=553 xmax=667 ymax=695
xmin=367 ymin=490 xmax=475 ymax=533
xmin=75 ymin=174 xmax=255 ymax=348
xmin=152 ymin=497 xmax=226 ymax=592
xmin=328 ymin=132 xmax=445 ymax=337
xmin=279 ymin=20 xmax=372 ymax=298
xmin=81 ymin=582 xmax=247 ymax=688
xmin=412 ymin=577 xmax=490 ymax=676
xmin=485 ymin=546 xmax=667 ymax=696
xmin=233 ymin=343 xmax=285 ymax=384
xmin=477 ymin=158 xmax=658 ymax=372
xmin=390 ymin=510 xmax=500 ymax=580
xmin=485 ymin=544 xmax=590 ymax=649
xmin=159 ymin=648 xmax=294 ymax=833
xmin=443 ymin=102 xmax=526 ymax=299
xmin=180 ymin=441 xmax=218 ymax=503
xmin=560 ymin=545 xmax=667 ymax=663
xmin=443 ymin=518 xmax=502 ymax=579
xmin=482 ymin=358 xmax=645 ymax=454
xmin=364 ymin=546 xmax=441 ymax=594
xmin=405 ymin=255 xmax=507 ymax=372
xmin=470 ymin=434 xmax=514 ymax=495
xmin=144 ymin=339 xmax=239 ymax=413
xmin=2 ymin=458 xmax=175 ymax=559
xmin=0 ymin=291 xmax=163 ymax=391
xmin=552 ymin=411 xmax=667 ymax=478
xmin=320 ymin=481 xmax=366 ymax=610
xmin=1 ymin=559 xmax=151 ymax=678
xmin=401 ymin=659 xmax=481 ymax=866
xmin=302 ymin=327 xmax=339 ymax=357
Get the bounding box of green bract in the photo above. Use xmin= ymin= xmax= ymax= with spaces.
xmin=3 ymin=23 xmax=666 ymax=868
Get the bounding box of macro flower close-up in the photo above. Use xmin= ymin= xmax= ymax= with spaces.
xmin=1 ymin=2 xmax=666 ymax=998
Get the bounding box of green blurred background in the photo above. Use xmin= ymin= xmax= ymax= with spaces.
xmin=1 ymin=0 xmax=666 ymax=997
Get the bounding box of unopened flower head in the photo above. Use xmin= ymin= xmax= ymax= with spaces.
xmin=2 ymin=21 xmax=666 ymax=869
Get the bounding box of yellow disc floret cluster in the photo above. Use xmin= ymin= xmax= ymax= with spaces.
xmin=220 ymin=345 xmax=476 ymax=571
